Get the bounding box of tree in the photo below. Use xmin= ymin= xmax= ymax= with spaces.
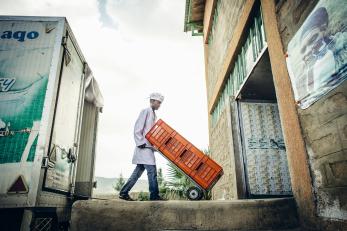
xmin=157 ymin=168 xmax=164 ymax=186
xmin=164 ymin=162 xmax=195 ymax=200
xmin=163 ymin=147 xmax=212 ymax=200
xmin=138 ymin=191 xmax=149 ymax=201
xmin=156 ymin=168 xmax=168 ymax=196
xmin=114 ymin=173 xmax=125 ymax=192
xmin=203 ymin=147 xmax=210 ymax=156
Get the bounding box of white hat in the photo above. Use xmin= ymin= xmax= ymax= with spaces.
xmin=150 ymin=92 xmax=164 ymax=102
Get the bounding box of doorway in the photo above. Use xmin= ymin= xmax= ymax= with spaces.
xmin=236 ymin=50 xmax=292 ymax=198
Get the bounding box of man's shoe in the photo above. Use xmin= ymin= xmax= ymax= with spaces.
xmin=119 ymin=194 xmax=135 ymax=201
xmin=150 ymin=196 xmax=167 ymax=201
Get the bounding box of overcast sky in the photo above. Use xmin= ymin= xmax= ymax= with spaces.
xmin=1 ymin=0 xmax=208 ymax=180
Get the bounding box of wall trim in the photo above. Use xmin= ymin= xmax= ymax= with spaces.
xmin=203 ymin=0 xmax=217 ymax=44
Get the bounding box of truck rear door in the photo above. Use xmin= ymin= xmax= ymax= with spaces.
xmin=43 ymin=32 xmax=84 ymax=193
xmin=74 ymin=100 xmax=99 ymax=198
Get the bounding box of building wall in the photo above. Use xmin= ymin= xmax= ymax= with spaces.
xmin=276 ymin=0 xmax=347 ymax=222
xmin=206 ymin=0 xmax=246 ymax=102
xmin=204 ymin=0 xmax=248 ymax=200
xmin=209 ymin=99 xmax=236 ymax=200
xmin=299 ymin=83 xmax=347 ymax=220
xmin=202 ymin=0 xmax=346 ymax=228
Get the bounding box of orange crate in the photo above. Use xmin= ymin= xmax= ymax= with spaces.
xmin=145 ymin=119 xmax=223 ymax=190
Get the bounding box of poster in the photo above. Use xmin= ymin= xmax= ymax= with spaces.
xmin=286 ymin=0 xmax=347 ymax=109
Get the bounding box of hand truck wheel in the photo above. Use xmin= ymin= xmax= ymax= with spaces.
xmin=186 ymin=186 xmax=204 ymax=200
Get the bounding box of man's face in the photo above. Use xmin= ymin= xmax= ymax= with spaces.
xmin=301 ymin=27 xmax=325 ymax=64
xmin=150 ymin=100 xmax=161 ymax=110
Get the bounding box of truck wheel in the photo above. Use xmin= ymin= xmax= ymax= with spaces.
xmin=186 ymin=186 xmax=204 ymax=200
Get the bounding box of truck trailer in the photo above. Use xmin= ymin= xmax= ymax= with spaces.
xmin=0 ymin=16 xmax=103 ymax=231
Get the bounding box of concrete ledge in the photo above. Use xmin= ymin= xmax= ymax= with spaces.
xmin=71 ymin=198 xmax=299 ymax=231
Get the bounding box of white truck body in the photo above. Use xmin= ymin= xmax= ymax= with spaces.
xmin=0 ymin=16 xmax=103 ymax=230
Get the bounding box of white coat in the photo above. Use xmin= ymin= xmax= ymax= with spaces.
xmin=132 ymin=107 xmax=156 ymax=165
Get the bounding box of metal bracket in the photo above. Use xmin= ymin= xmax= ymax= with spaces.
xmin=41 ymin=157 xmax=49 ymax=168
xmin=61 ymin=36 xmax=67 ymax=46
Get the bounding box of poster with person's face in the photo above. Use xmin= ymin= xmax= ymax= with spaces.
xmin=286 ymin=0 xmax=347 ymax=109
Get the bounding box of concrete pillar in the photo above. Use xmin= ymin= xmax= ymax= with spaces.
xmin=260 ymin=0 xmax=317 ymax=229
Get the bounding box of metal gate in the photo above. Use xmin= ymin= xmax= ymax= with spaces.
xmin=238 ymin=101 xmax=292 ymax=196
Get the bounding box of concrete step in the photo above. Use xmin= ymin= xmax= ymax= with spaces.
xmin=71 ymin=197 xmax=300 ymax=231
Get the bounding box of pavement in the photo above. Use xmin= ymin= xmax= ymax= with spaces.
xmin=71 ymin=197 xmax=300 ymax=231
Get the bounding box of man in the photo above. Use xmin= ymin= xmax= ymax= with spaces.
xmin=299 ymin=7 xmax=347 ymax=98
xmin=119 ymin=93 xmax=166 ymax=201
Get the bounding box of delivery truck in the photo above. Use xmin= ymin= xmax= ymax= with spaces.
xmin=0 ymin=16 xmax=103 ymax=231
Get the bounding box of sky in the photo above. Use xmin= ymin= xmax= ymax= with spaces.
xmin=0 ymin=0 xmax=208 ymax=180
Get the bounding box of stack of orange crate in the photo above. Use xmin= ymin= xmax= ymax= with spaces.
xmin=145 ymin=119 xmax=223 ymax=190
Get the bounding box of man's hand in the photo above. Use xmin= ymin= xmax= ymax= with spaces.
xmin=137 ymin=143 xmax=146 ymax=149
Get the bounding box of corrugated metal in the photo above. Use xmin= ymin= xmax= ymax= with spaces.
xmin=74 ymin=100 xmax=98 ymax=197
xmin=0 ymin=19 xmax=59 ymax=195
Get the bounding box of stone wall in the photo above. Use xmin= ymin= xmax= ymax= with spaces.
xmin=299 ymin=83 xmax=347 ymax=220
xmin=206 ymin=0 xmax=246 ymax=102
xmin=209 ymin=99 xmax=236 ymax=200
xmin=276 ymin=0 xmax=347 ymax=221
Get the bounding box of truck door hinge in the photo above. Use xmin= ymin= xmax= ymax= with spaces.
xmin=83 ymin=62 xmax=88 ymax=74
xmin=42 ymin=157 xmax=49 ymax=168
xmin=61 ymin=36 xmax=68 ymax=46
